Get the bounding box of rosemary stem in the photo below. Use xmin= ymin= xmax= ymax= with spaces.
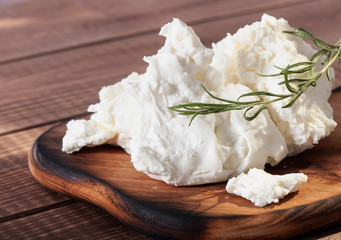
xmin=320 ymin=47 xmax=341 ymax=74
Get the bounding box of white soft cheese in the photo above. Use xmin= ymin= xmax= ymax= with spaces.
xmin=62 ymin=15 xmax=336 ymax=187
xmin=211 ymin=14 xmax=337 ymax=155
xmin=226 ymin=168 xmax=308 ymax=207
xmin=63 ymin=18 xmax=287 ymax=186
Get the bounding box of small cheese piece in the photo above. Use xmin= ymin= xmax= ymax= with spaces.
xmin=62 ymin=119 xmax=117 ymax=154
xmin=226 ymin=168 xmax=308 ymax=207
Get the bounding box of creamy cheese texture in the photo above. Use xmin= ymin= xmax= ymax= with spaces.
xmin=62 ymin=14 xmax=336 ymax=188
xmin=226 ymin=168 xmax=308 ymax=207
xmin=211 ymin=17 xmax=336 ymax=155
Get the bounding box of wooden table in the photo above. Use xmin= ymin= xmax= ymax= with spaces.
xmin=1 ymin=0 xmax=340 ymax=239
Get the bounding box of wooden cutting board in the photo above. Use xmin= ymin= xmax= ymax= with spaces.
xmin=29 ymin=89 xmax=341 ymax=239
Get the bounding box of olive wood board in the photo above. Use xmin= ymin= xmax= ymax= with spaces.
xmin=29 ymin=89 xmax=341 ymax=239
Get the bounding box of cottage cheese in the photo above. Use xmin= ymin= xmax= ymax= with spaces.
xmin=211 ymin=15 xmax=336 ymax=155
xmin=226 ymin=168 xmax=308 ymax=207
xmin=62 ymin=15 xmax=336 ymax=190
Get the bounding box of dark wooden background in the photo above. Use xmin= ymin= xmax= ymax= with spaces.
xmin=0 ymin=0 xmax=340 ymax=239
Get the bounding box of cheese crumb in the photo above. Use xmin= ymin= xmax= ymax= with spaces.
xmin=226 ymin=168 xmax=308 ymax=207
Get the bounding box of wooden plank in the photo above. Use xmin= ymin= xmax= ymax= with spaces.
xmin=297 ymin=225 xmax=341 ymax=240
xmin=0 ymin=125 xmax=70 ymax=219
xmin=0 ymin=0 xmax=340 ymax=136
xmin=0 ymin=0 xmax=315 ymax=63
xmin=0 ymin=34 xmax=155 ymax=135
xmin=0 ymin=200 xmax=339 ymax=240
xmin=0 ymin=201 xmax=152 ymax=240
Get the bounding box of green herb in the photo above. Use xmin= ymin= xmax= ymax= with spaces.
xmin=169 ymin=28 xmax=341 ymax=125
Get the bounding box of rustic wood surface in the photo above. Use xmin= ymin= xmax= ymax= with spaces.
xmin=29 ymin=88 xmax=341 ymax=239
xmin=1 ymin=0 xmax=340 ymax=239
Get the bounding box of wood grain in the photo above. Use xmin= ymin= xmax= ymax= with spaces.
xmin=0 ymin=201 xmax=151 ymax=240
xmin=1 ymin=0 xmax=340 ymax=136
xmin=28 ymin=90 xmax=341 ymax=239
xmin=0 ymin=0 xmax=315 ymax=64
xmin=0 ymin=124 xmax=149 ymax=239
xmin=0 ymin=125 xmax=70 ymax=219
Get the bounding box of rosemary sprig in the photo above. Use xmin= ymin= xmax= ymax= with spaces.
xmin=169 ymin=28 xmax=341 ymax=125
